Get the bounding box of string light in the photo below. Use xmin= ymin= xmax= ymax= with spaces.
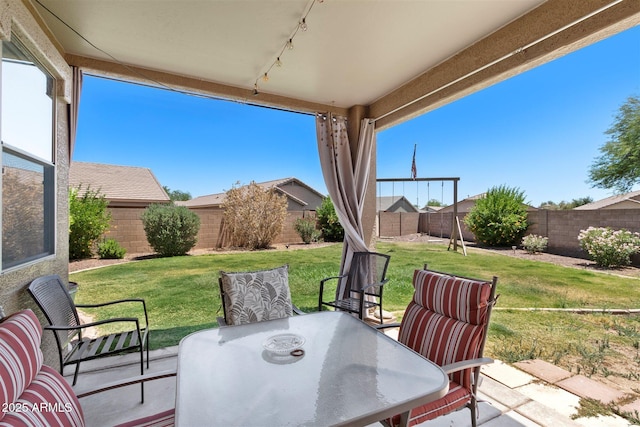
xmin=253 ymin=0 xmax=321 ymax=96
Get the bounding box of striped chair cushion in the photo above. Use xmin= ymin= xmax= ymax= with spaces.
xmin=387 ymin=381 xmax=469 ymax=427
xmin=390 ymin=270 xmax=493 ymax=426
xmin=399 ymin=302 xmax=484 ymax=388
xmin=411 ymin=269 xmax=491 ymax=325
xmin=399 ymin=270 xmax=492 ymax=387
xmin=220 ymin=265 xmax=292 ymax=326
xmin=0 ymin=309 xmax=44 ymax=421
xmin=0 ymin=365 xmax=85 ymax=427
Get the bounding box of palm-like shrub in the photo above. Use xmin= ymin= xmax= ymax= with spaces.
xmin=141 ymin=204 xmax=200 ymax=256
xmin=464 ymin=185 xmax=529 ymax=247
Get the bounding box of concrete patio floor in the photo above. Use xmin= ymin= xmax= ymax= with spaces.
xmin=71 ymin=343 xmax=636 ymax=427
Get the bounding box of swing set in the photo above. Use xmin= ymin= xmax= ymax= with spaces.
xmin=376 ymin=177 xmax=466 ymax=254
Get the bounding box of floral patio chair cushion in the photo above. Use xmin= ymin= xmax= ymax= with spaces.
xmin=220 ymin=265 xmax=293 ymax=326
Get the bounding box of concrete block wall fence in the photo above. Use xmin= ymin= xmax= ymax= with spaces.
xmin=380 ymin=209 xmax=640 ymax=265
xmin=106 ymin=205 xmax=639 ymax=265
xmin=105 ymin=207 xmax=316 ymax=255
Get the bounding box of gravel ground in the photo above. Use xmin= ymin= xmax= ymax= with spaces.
xmin=380 ymin=233 xmax=640 ymax=279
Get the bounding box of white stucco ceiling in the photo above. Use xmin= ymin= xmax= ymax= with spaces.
xmin=29 ymin=0 xmax=639 ymax=125
xmin=32 ymin=0 xmax=545 ymax=107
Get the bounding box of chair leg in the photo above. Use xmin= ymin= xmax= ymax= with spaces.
xmin=469 ymin=397 xmax=478 ymax=427
xmin=140 ymin=345 xmax=145 ymax=403
xmin=72 ymin=363 xmax=81 ymax=386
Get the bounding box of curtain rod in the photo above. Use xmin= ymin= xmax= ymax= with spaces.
xmin=373 ymin=0 xmax=624 ymax=123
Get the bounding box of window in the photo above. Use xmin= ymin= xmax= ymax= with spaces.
xmin=1 ymin=36 xmax=56 ymax=270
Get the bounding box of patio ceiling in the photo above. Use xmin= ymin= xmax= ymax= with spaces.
xmin=28 ymin=0 xmax=640 ymax=129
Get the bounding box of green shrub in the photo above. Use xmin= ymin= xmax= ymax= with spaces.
xmin=578 ymin=226 xmax=640 ymax=268
xmin=522 ymin=234 xmax=548 ymax=254
xmin=69 ymin=186 xmax=112 ymax=260
xmin=97 ymin=238 xmax=127 ymax=259
xmin=316 ymin=197 xmax=344 ymax=242
xmin=294 ymin=217 xmax=321 ymax=244
xmin=464 ymin=185 xmax=529 ymax=247
xmin=141 ymin=204 xmax=200 ymax=257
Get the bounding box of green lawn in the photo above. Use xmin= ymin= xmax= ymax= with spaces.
xmin=71 ymin=241 xmax=640 ymax=381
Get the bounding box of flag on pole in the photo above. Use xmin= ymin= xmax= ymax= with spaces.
xmin=411 ymin=144 xmax=417 ymax=179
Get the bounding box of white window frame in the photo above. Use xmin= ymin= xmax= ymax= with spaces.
xmin=1 ymin=35 xmax=57 ymax=271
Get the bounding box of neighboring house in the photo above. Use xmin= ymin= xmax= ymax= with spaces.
xmin=376 ymin=196 xmax=419 ymax=213
xmin=69 ymin=162 xmax=170 ymax=206
xmin=574 ymin=190 xmax=640 ymax=210
xmin=69 ymin=162 xmax=170 ymax=253
xmin=439 ymin=193 xmax=537 ymax=214
xmin=179 ymin=177 xmax=325 ymax=211
xmin=423 ymin=206 xmax=444 ymax=214
xmin=438 ymin=193 xmax=484 ymax=214
xmin=177 ymin=178 xmax=325 ymax=249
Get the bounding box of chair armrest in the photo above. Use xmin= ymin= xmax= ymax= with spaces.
xmin=319 ymin=274 xmax=347 ymax=311
xmin=292 ymin=304 xmax=305 ymax=316
xmin=440 ymin=357 xmax=493 ymax=375
xmin=361 ymin=278 xmax=389 ymax=292
xmin=76 ymin=298 xmax=146 ymax=309
xmin=374 ymin=322 xmax=401 ymax=331
xmin=45 ymin=317 xmax=141 ymax=331
xmin=76 ymin=369 xmax=177 ymax=398
xmin=76 ymin=299 xmax=149 ymax=329
xmin=320 ymin=275 xmax=346 ymax=285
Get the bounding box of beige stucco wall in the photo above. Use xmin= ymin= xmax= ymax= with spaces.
xmin=0 ymin=0 xmax=73 ymax=369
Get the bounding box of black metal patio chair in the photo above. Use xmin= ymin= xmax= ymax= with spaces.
xmin=318 ymin=251 xmax=391 ymax=323
xmin=28 ymin=275 xmax=150 ymax=402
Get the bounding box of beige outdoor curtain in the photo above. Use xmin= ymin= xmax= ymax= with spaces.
xmin=316 ymin=113 xmax=375 ymax=300
xmin=68 ymin=66 xmax=83 ymax=160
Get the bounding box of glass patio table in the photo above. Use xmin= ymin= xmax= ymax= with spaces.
xmin=175 ymin=311 xmax=448 ymax=426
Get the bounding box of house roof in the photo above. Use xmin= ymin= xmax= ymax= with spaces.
xmin=574 ymin=190 xmax=640 ymax=210
xmin=69 ymin=161 xmax=169 ymax=203
xmin=178 ymin=177 xmax=323 ymax=208
xmin=438 ymin=192 xmax=537 ymax=213
xmin=30 ymin=1 xmax=639 ymax=129
xmin=376 ymin=196 xmax=419 ymax=213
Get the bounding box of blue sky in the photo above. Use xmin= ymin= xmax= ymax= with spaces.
xmin=74 ymin=26 xmax=640 ymax=207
